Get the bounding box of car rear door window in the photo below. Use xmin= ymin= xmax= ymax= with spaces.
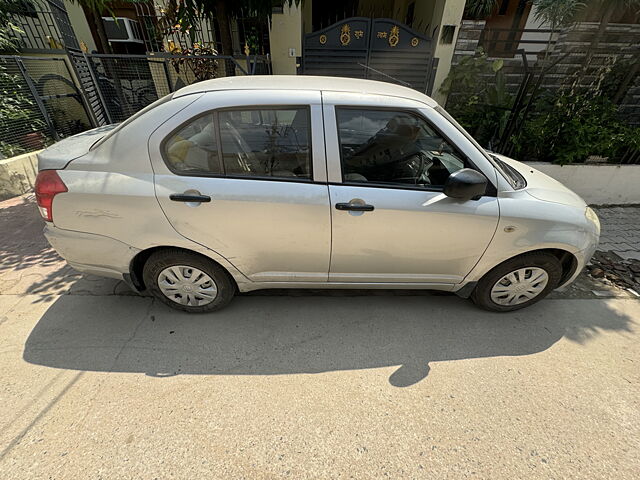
xmin=219 ymin=107 xmax=311 ymax=180
xmin=164 ymin=114 xmax=221 ymax=174
xmin=336 ymin=108 xmax=466 ymax=188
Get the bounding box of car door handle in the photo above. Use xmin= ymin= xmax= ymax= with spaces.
xmin=335 ymin=202 xmax=375 ymax=212
xmin=169 ymin=193 xmax=211 ymax=203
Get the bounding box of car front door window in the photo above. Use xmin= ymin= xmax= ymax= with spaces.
xmin=336 ymin=108 xmax=466 ymax=189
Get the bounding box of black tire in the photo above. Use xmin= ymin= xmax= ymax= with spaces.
xmin=471 ymin=252 xmax=562 ymax=312
xmin=143 ymin=249 xmax=235 ymax=313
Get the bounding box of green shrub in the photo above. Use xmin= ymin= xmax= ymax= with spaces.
xmin=514 ymin=91 xmax=639 ymax=164
xmin=441 ymin=49 xmax=512 ymax=149
xmin=0 ymin=65 xmax=47 ymax=158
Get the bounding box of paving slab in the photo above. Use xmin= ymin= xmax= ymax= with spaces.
xmin=594 ymin=206 xmax=640 ymax=260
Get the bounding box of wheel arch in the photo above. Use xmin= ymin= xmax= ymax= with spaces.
xmin=129 ymin=246 xmax=240 ymax=292
xmin=458 ymin=247 xmax=578 ymax=298
xmin=538 ymin=248 xmax=579 ymax=286
xmin=484 ymin=248 xmax=578 ymax=286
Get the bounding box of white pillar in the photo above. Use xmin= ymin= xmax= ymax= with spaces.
xmin=63 ymin=0 xmax=97 ymax=52
xmin=268 ymin=4 xmax=303 ymax=75
xmin=430 ymin=0 xmax=466 ymax=104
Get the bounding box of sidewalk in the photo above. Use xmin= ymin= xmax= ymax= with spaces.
xmin=594 ymin=206 xmax=640 ymax=260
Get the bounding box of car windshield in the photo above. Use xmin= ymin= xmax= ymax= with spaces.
xmin=434 ymin=106 xmax=524 ymax=190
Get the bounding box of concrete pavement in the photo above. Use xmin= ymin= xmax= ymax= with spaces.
xmin=1 ymin=293 xmax=639 ymax=479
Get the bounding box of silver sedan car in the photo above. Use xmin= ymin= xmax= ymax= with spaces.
xmin=35 ymin=76 xmax=599 ymax=313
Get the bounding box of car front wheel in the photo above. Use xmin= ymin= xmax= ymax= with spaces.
xmin=143 ymin=249 xmax=235 ymax=313
xmin=471 ymin=252 xmax=562 ymax=312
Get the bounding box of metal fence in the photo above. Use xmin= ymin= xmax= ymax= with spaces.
xmin=0 ymin=55 xmax=91 ymax=158
xmin=0 ymin=52 xmax=271 ymax=158
xmin=79 ymin=53 xmax=271 ymax=124
xmin=132 ymin=2 xmax=270 ymax=55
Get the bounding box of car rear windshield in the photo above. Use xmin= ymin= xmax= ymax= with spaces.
xmin=90 ymin=93 xmax=174 ymax=150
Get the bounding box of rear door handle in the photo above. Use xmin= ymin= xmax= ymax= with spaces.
xmin=169 ymin=193 xmax=211 ymax=203
xmin=335 ymin=202 xmax=375 ymax=212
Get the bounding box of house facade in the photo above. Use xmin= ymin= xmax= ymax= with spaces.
xmin=7 ymin=1 xmax=469 ymax=103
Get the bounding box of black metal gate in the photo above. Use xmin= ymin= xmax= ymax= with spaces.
xmin=302 ymin=17 xmax=438 ymax=95
xmin=68 ymin=51 xmax=110 ymax=126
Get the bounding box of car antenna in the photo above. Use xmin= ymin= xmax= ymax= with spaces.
xmin=357 ymin=63 xmax=413 ymax=88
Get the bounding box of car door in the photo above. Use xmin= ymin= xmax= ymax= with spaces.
xmin=322 ymin=93 xmax=500 ymax=285
xmin=148 ymin=90 xmax=331 ymax=283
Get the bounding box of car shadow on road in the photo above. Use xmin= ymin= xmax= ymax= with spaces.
xmin=0 ymin=195 xmax=61 ymax=273
xmin=22 ymin=293 xmax=635 ymax=387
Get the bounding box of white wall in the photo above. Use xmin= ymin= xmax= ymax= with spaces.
xmin=529 ymin=162 xmax=640 ymax=205
xmin=0 ymin=151 xmax=39 ymax=201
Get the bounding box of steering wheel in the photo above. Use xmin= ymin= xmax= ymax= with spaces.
xmin=413 ymin=151 xmax=434 ymax=185
xmin=388 ymin=151 xmax=433 ymax=186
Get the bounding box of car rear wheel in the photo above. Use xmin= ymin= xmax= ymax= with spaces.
xmin=143 ymin=249 xmax=235 ymax=313
xmin=471 ymin=252 xmax=562 ymax=312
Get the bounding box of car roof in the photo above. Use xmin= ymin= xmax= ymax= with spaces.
xmin=173 ymin=75 xmax=438 ymax=107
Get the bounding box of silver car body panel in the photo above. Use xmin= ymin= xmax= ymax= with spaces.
xmin=37 ymin=124 xmax=118 ymax=170
xmin=148 ymin=90 xmax=331 ymax=283
xmin=44 ymin=223 xmax=138 ymax=279
xmin=327 ymin=184 xmax=499 ymax=284
xmin=465 ymin=156 xmax=599 ymax=288
xmin=50 ymin=91 xmax=252 ymax=289
xmin=172 ymin=75 xmax=439 ymax=108
xmin=322 ymin=92 xmax=501 ymax=284
xmin=37 ymin=76 xmax=599 ymax=295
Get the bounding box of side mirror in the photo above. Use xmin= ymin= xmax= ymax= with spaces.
xmin=443 ymin=168 xmax=488 ymax=201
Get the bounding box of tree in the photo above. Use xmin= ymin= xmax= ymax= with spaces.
xmin=463 ymin=0 xmax=499 ymax=20
xmin=533 ymin=0 xmax=640 ymax=65
xmin=532 ymin=0 xmax=585 ymax=30
xmin=531 ymin=0 xmax=585 ymax=58
xmin=0 ymin=0 xmax=26 ymax=52
xmin=533 ymin=0 xmax=640 ymax=47
xmin=171 ymin=0 xmax=302 ymax=56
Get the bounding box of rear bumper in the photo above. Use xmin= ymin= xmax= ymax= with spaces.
xmin=44 ymin=224 xmax=139 ymax=281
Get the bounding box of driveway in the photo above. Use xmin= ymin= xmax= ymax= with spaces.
xmin=1 ymin=195 xmax=639 ymax=478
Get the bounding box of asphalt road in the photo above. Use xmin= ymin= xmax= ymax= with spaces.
xmin=1 ymin=293 xmax=638 ymax=479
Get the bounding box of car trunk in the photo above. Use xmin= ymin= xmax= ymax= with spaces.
xmin=37 ymin=125 xmax=118 ymax=171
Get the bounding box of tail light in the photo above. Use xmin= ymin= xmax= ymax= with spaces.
xmin=35 ymin=170 xmax=67 ymax=222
